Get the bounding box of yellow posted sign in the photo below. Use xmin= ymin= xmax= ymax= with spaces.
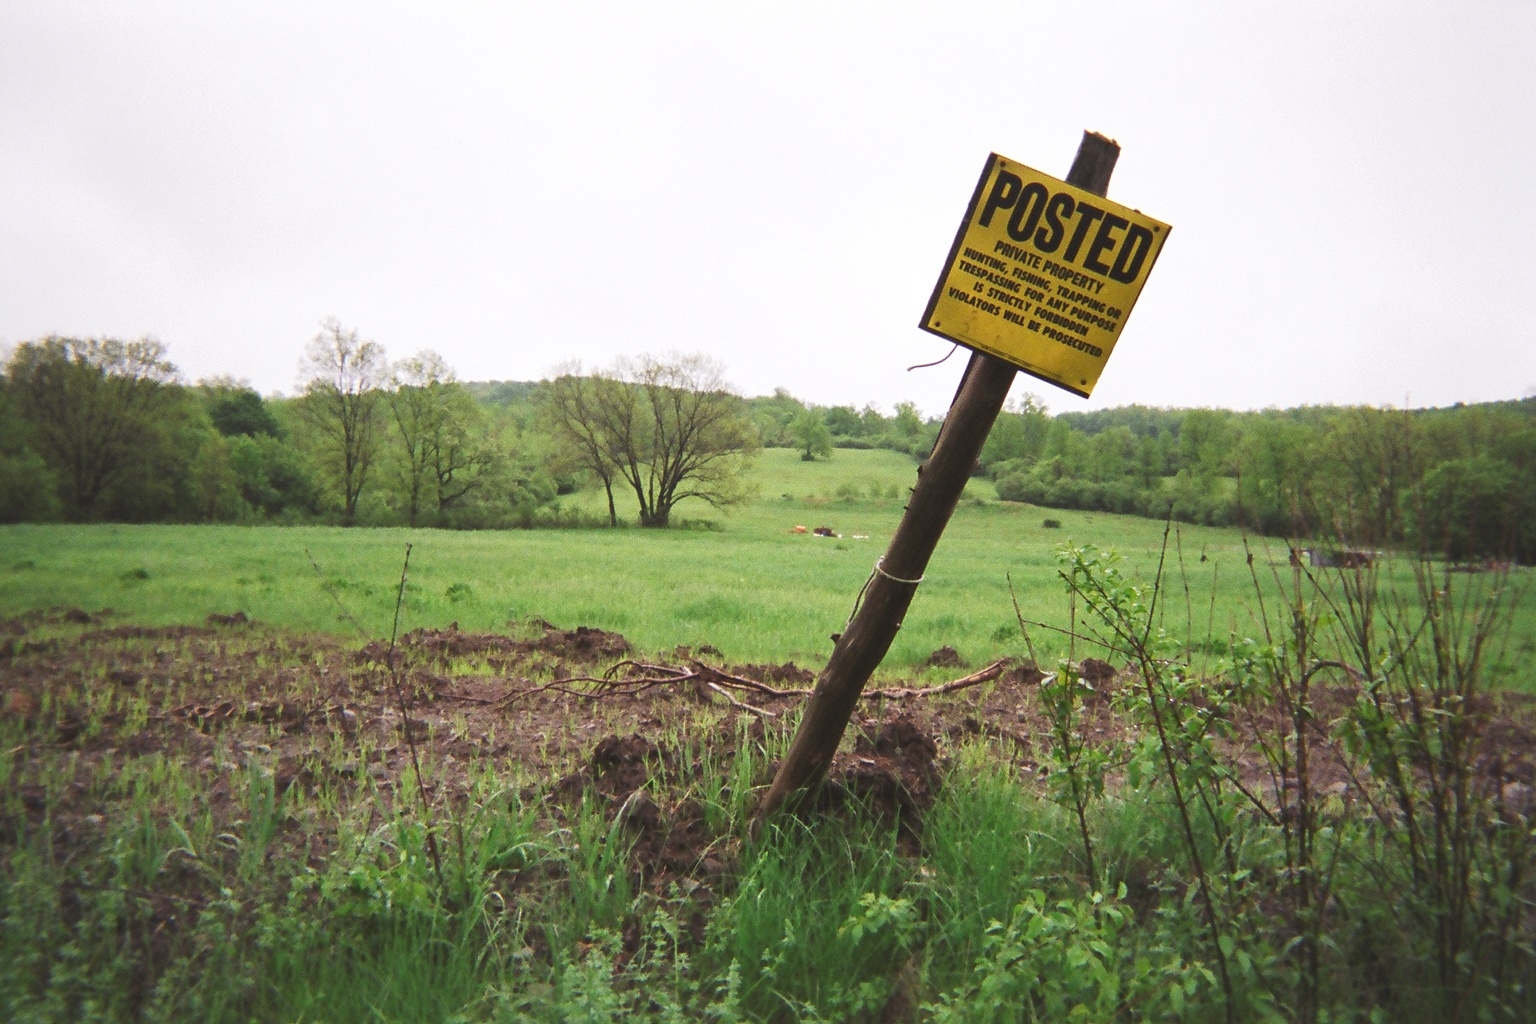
xmin=920 ymin=153 xmax=1170 ymax=398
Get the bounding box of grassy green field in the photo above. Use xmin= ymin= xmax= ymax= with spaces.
xmin=7 ymin=447 xmax=1536 ymax=1022
xmin=4 ymin=448 xmax=1533 ymax=679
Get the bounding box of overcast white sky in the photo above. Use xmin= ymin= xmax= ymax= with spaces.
xmin=3 ymin=2 xmax=1533 ymax=416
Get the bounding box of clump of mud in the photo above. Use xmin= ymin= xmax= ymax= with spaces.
xmin=551 ymin=718 xmax=947 ymax=898
xmin=817 ymin=715 xmax=943 ymax=839
xmin=1078 ymin=657 xmax=1118 ymax=686
xmin=729 ymin=662 xmax=814 ymax=686
xmin=357 ymin=619 xmax=633 ymax=669
xmin=553 ymin=733 xmax=727 ymax=895
xmin=1001 ymin=660 xmax=1046 ymax=687
xmin=924 ymin=646 xmax=966 ymax=669
xmin=587 ymin=734 xmax=659 ymax=799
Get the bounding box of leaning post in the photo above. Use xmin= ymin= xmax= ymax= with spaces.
xmin=757 ymin=131 xmax=1122 ymax=821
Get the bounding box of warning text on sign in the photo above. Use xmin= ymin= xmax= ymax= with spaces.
xmin=920 ymin=154 xmax=1170 ymax=398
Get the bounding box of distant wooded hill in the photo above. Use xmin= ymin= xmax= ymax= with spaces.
xmin=3 ymin=339 xmax=1531 ymax=562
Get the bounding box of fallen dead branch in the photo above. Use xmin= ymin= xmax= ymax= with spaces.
xmin=862 ymin=658 xmax=1009 ymax=700
xmin=705 ymin=681 xmax=778 ymax=718
xmin=484 ymin=656 xmax=1014 ymax=709
xmin=692 ymin=662 xmax=805 ymax=699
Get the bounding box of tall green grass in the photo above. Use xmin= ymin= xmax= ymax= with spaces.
xmin=13 ymin=449 xmax=1525 ymax=679
xmin=5 ymin=731 xmax=1531 ymax=1021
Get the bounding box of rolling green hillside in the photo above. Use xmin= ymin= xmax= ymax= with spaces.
xmin=6 ymin=449 xmax=1530 ymax=681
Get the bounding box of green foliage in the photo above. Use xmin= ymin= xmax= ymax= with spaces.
xmin=980 ymin=394 xmax=1051 ymax=472
xmin=385 ymin=353 xmax=501 ymax=527
xmin=3 ymin=335 xmax=187 ymax=520
xmin=4 ymin=327 xmax=1534 ymax=559
xmin=204 ymin=384 xmax=283 ymax=439
xmin=743 ymin=387 xmax=808 ymax=448
xmin=745 ymin=391 xmax=937 ymax=457
xmin=925 ymin=888 xmax=1132 ymax=1023
xmin=0 ymin=378 xmax=61 ymax=522
xmin=1059 ymin=543 xmax=1282 ymax=1020
xmin=992 ymin=399 xmax=1536 ymax=562
xmin=700 ymin=816 xmax=916 ymax=1018
xmin=541 ymin=355 xmax=761 ymax=528
xmin=0 ymin=447 xmax=60 ymax=523
xmin=1326 ymin=562 xmax=1534 ymax=1017
xmin=226 ymin=432 xmax=323 ymax=518
xmin=1415 ymin=454 xmax=1526 ymax=561
xmin=1037 ymin=664 xmax=1116 ymax=885
xmin=790 ymin=409 xmax=833 ymax=461
xmin=294 ymin=318 xmax=389 ymax=525
xmin=919 ymin=751 xmax=1071 ymax=990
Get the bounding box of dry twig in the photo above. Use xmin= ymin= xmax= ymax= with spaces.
xmin=705 ymin=681 xmax=778 ymax=718
xmin=863 ymin=658 xmax=1009 ymax=700
xmin=484 ymin=656 xmax=1013 ymax=708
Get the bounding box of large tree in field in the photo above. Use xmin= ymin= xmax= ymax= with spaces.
xmin=4 ymin=335 xmax=179 ymax=518
xmin=296 ymin=318 xmax=387 ymax=525
xmin=542 ymin=354 xmax=759 ymax=527
xmin=790 ymin=408 xmax=832 ymax=461
xmin=386 ymin=351 xmax=493 ymax=526
xmin=541 ymin=366 xmax=626 ymax=526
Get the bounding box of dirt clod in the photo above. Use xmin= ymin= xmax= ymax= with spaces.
xmin=732 ymin=662 xmax=814 ymax=685
xmin=547 ymin=624 xmax=633 ymax=662
xmin=2 ymin=689 xmax=38 ymax=722
xmin=924 ymin=646 xmax=965 ymax=669
xmin=827 ymin=715 xmax=942 ymax=832
xmin=617 ymin=789 xmax=662 ymax=831
xmin=589 ymin=734 xmax=658 ymax=799
xmin=1079 ymin=658 xmax=1117 ymax=685
xmin=868 ymin=715 xmax=939 ymax=767
xmin=359 ymin=621 xmax=632 ymax=669
xmin=1002 ymin=661 xmax=1046 ymax=687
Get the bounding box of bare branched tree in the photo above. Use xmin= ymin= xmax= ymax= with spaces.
xmin=427 ymin=394 xmax=494 ymax=523
xmin=386 ymin=351 xmax=493 ymax=526
xmin=388 ymin=351 xmax=452 ymax=527
xmin=297 ymin=318 xmax=387 ymax=525
xmin=541 ymin=353 xmax=759 ymax=527
xmin=540 ymin=363 xmax=627 ymax=526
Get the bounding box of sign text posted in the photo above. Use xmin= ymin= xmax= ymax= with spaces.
xmin=920 ymin=153 xmax=1170 ymax=398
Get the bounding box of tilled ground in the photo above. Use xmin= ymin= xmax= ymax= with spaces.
xmin=4 ymin=605 xmax=1535 ymax=898
xmin=1 ymin=608 xmax=1020 ymax=825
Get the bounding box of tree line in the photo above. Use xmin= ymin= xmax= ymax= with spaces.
xmin=3 ymin=324 xmax=1532 ymax=561
xmin=977 ymin=396 xmax=1536 ymax=563
xmin=0 ymin=323 xmax=769 ymax=530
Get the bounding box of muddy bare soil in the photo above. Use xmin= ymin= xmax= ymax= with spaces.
xmin=5 ymin=607 xmax=1536 ymax=894
xmin=0 ymin=611 xmax=995 ymax=891
xmin=0 ymin=607 xmax=1026 ymax=810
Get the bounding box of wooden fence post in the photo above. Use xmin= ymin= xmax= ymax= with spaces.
xmin=756 ymin=130 xmax=1121 ymax=821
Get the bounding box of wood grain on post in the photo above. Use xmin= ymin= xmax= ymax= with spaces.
xmin=756 ymin=131 xmax=1122 ymax=821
